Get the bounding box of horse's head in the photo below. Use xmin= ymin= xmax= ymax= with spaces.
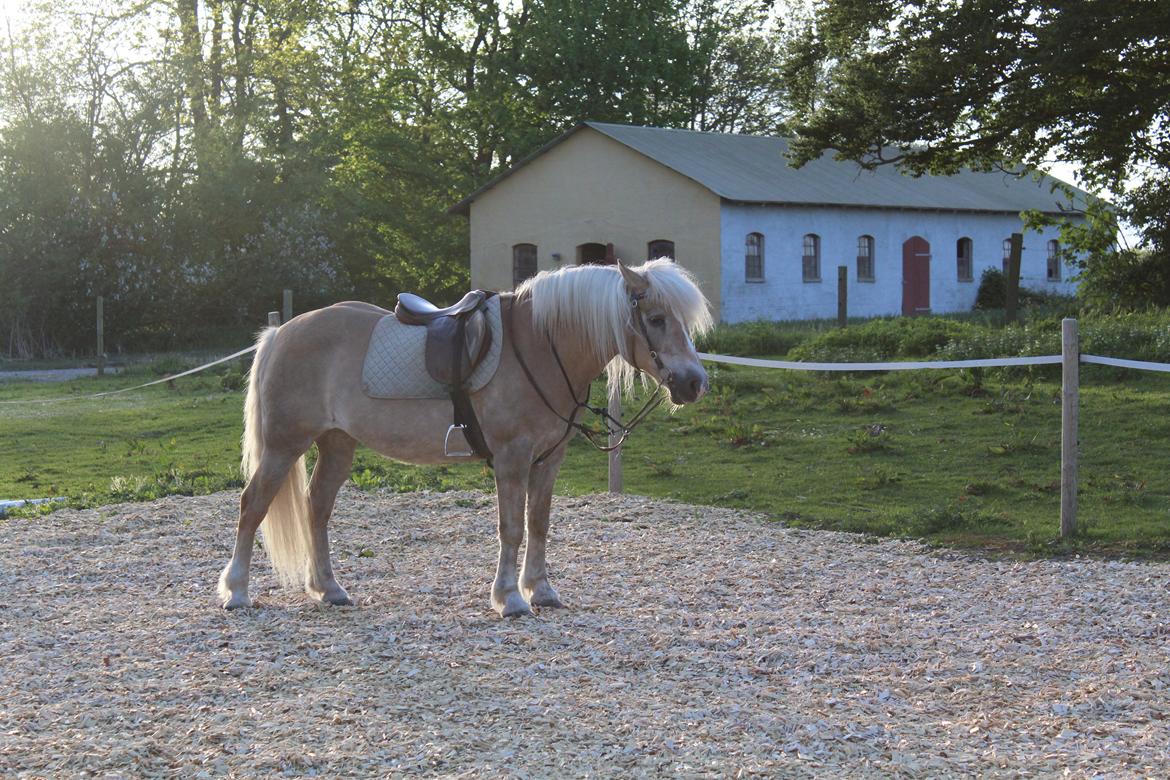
xmin=617 ymin=259 xmax=712 ymax=404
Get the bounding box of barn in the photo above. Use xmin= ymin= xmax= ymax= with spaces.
xmin=451 ymin=122 xmax=1091 ymax=323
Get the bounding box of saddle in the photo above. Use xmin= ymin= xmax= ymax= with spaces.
xmin=394 ymin=290 xmax=496 ymax=463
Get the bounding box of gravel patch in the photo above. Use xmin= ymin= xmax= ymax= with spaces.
xmin=2 ymin=488 xmax=1167 ymax=777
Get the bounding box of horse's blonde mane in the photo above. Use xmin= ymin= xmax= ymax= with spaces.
xmin=516 ymin=258 xmax=713 ymax=395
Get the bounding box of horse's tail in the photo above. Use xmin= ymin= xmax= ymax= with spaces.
xmin=242 ymin=326 xmax=312 ymax=590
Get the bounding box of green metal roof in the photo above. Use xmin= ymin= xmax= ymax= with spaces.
xmin=450 ymin=122 xmax=1096 ymax=216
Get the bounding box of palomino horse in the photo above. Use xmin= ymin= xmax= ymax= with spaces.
xmin=218 ymin=259 xmax=712 ymax=617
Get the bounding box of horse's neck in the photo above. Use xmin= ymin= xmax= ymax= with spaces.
xmin=508 ymin=295 xmax=613 ymax=396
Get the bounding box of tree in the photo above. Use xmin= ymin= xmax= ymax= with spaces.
xmin=783 ymin=0 xmax=1170 ymax=300
xmin=0 ymin=0 xmax=796 ymax=356
xmin=683 ymin=0 xmax=789 ymax=135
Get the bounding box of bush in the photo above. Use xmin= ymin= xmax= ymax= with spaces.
xmin=1078 ymin=249 xmax=1170 ymax=309
xmin=974 ymin=267 xmax=1067 ymax=311
xmin=936 ymin=324 xmax=1058 ymax=360
xmin=938 ymin=309 xmax=1170 ymax=362
xmin=702 ymin=309 xmax=1170 ymax=365
xmin=975 ymin=268 xmax=1007 ymax=310
xmin=788 ymin=317 xmax=977 ymax=362
xmin=696 ymin=320 xmax=819 ymax=357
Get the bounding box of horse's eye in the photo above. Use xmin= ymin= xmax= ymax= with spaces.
xmin=649 ymin=315 xmax=666 ymax=328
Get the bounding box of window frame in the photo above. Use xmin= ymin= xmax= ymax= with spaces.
xmin=802 ymin=233 xmax=821 ymax=283
xmin=647 ymin=239 xmax=675 ymax=260
xmin=1002 ymin=238 xmax=1012 ymax=274
xmin=1046 ymin=239 xmax=1062 ymax=281
xmin=745 ymin=232 xmax=765 ymax=282
xmin=856 ymin=235 xmax=875 ymax=282
xmin=957 ymin=237 xmax=974 ymax=282
xmin=512 ymin=243 xmax=538 ymax=287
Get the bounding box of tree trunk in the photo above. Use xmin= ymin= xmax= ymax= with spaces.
xmin=178 ymin=0 xmax=208 ymax=171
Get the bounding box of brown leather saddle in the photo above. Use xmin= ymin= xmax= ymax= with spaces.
xmin=394 ymin=290 xmax=496 ymax=463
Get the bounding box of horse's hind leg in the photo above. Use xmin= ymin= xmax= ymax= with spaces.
xmin=305 ymin=429 xmax=358 ymax=606
xmin=520 ymin=450 xmax=566 ymax=608
xmin=218 ymin=451 xmax=301 ymax=609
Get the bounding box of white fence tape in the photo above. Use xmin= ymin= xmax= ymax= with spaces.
xmin=4 ymin=346 xmax=1169 ymax=407
xmin=697 ymin=352 xmax=1063 ymax=371
xmin=1081 ymin=354 xmax=1170 ymax=373
xmin=0 ymin=345 xmax=257 ymax=405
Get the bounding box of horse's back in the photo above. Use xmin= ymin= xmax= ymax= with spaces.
xmin=330 ymin=300 xmax=391 ymax=315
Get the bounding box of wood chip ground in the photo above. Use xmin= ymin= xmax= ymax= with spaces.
xmin=2 ymin=488 xmax=1168 ymax=777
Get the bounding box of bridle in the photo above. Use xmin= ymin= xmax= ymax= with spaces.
xmin=627 ymin=289 xmax=670 ymax=378
xmin=506 ymin=288 xmax=670 ymax=465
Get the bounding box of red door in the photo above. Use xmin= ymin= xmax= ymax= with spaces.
xmin=902 ymin=236 xmax=931 ymax=315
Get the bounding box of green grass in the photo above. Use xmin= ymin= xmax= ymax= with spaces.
xmin=2 ymin=355 xmax=1169 ymax=559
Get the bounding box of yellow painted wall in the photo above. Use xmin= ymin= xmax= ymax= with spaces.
xmin=468 ymin=128 xmax=723 ymax=319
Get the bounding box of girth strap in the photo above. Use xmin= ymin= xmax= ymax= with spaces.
xmin=451 ymin=385 xmax=493 ymax=467
xmin=446 ymin=296 xmax=494 ymax=468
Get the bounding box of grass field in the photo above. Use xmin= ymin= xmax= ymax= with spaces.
xmin=3 ymin=354 xmax=1169 ymax=558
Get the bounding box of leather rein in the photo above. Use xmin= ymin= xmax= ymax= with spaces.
xmin=505 ymin=290 xmax=669 ymax=466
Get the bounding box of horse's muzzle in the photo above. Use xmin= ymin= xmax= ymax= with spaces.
xmin=667 ymin=365 xmax=709 ymax=404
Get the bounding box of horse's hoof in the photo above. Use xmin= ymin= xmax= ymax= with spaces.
xmin=309 ymin=583 xmax=354 ymax=606
xmin=222 ymin=595 xmax=252 ymax=610
xmin=495 ymin=591 xmax=533 ymax=618
xmin=523 ymin=581 xmax=564 ymax=608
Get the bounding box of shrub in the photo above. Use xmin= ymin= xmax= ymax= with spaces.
xmin=974 ymin=267 xmax=1070 ymax=311
xmin=696 ymin=320 xmax=818 ymax=357
xmin=788 ymin=317 xmax=976 ymax=362
xmin=936 ymin=324 xmax=1059 ymax=361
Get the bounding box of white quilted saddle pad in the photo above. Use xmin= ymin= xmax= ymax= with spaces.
xmin=361 ymin=296 xmax=503 ymax=399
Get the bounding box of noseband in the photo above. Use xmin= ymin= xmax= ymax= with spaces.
xmin=507 ymin=290 xmax=669 ymax=465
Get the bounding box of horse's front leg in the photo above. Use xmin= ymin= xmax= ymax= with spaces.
xmin=492 ymin=457 xmax=533 ymax=618
xmin=520 ymin=450 xmax=566 ymax=608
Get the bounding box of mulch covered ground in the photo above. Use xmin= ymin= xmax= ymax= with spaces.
xmin=2 ymin=488 xmax=1167 ymax=777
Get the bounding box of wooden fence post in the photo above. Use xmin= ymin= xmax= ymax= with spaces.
xmin=1006 ymin=232 xmax=1023 ymax=324
xmin=282 ymin=289 xmax=293 ymax=324
xmin=837 ymin=265 xmax=848 ymax=327
xmin=268 ymin=311 xmax=281 ymax=327
xmin=1061 ymin=317 xmax=1079 ymax=539
xmin=96 ymin=295 xmax=104 ymax=377
xmin=608 ymin=383 xmax=623 ymax=493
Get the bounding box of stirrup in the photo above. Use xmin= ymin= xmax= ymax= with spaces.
xmin=444 ymin=424 xmax=474 ymax=457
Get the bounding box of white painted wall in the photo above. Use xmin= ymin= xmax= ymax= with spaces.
xmin=719 ymin=203 xmax=1080 ymax=323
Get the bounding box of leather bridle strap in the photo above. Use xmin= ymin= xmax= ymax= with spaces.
xmin=505 ymin=295 xmax=666 ymax=466
xmin=629 ymin=290 xmax=669 ymax=377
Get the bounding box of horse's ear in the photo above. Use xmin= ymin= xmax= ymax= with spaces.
xmin=617 ymin=260 xmax=650 ymax=294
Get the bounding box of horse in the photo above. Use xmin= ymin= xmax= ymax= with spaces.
xmin=217 ymin=258 xmax=713 ymax=617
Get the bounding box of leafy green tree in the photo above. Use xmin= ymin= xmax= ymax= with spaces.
xmin=683 ymin=0 xmax=788 ymax=134
xmin=0 ymin=0 xmax=795 ymax=356
xmin=784 ymin=0 xmax=1170 ymax=304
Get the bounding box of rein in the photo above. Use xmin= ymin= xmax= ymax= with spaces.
xmin=505 ymin=293 xmax=667 ymax=465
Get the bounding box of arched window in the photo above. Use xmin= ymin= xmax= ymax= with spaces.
xmin=1047 ymin=239 xmax=1061 ymax=281
xmin=512 ymin=243 xmax=537 ymax=286
xmin=1002 ymin=238 xmax=1012 ymax=274
xmin=802 ymin=234 xmax=821 ymax=282
xmin=957 ymin=237 xmax=973 ymax=281
xmin=856 ymin=235 xmax=875 ymax=281
xmin=745 ymin=232 xmax=764 ymax=281
xmin=648 ymin=239 xmax=675 ymax=260
xmin=576 ymin=242 xmax=609 ymax=265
